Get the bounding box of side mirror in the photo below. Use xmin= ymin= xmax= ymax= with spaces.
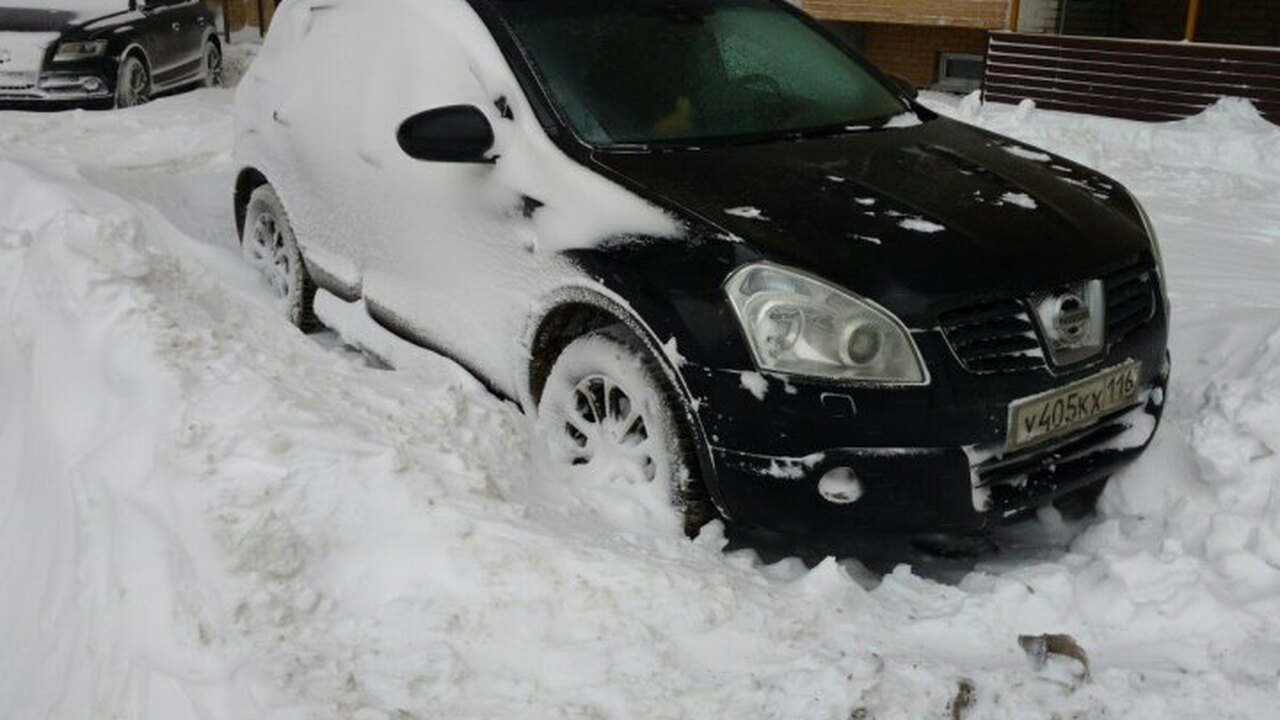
xmin=888 ymin=74 xmax=919 ymax=101
xmin=397 ymin=105 xmax=495 ymax=164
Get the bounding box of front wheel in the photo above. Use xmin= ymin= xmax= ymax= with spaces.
xmin=241 ymin=185 xmax=320 ymax=332
xmin=536 ymin=325 xmax=714 ymax=537
xmin=115 ymin=54 xmax=151 ymax=108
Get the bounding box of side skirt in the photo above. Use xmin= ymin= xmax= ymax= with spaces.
xmin=362 ymin=297 xmax=517 ymax=406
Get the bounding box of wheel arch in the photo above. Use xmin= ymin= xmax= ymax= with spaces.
xmin=525 ymin=285 xmax=729 ymax=519
xmin=109 ymin=43 xmax=152 ymax=100
xmin=527 ymin=286 xmax=686 ymax=405
xmin=234 ymin=167 xmax=270 ymax=239
xmin=116 ymin=43 xmax=151 ymax=73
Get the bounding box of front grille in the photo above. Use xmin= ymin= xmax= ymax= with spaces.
xmin=941 ymin=257 xmax=1159 ymax=375
xmin=938 ymin=299 xmax=1044 ymax=374
xmin=1105 ymin=260 xmax=1158 ymax=343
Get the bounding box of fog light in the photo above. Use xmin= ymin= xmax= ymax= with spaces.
xmin=817 ymin=467 xmax=863 ymax=505
xmin=81 ymin=77 xmax=103 ymax=92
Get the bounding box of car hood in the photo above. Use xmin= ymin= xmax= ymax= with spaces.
xmin=0 ymin=4 xmax=125 ymax=32
xmin=590 ymin=117 xmax=1152 ymax=324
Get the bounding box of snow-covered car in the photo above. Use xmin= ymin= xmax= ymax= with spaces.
xmin=234 ymin=0 xmax=1170 ymax=540
xmin=0 ymin=0 xmax=220 ymax=110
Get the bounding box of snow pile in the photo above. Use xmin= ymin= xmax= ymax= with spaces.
xmin=1186 ymin=329 xmax=1280 ymax=586
xmin=932 ymin=92 xmax=1280 ymax=182
xmin=0 ymin=161 xmax=197 ymax=718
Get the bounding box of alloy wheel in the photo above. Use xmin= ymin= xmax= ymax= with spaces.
xmin=246 ymin=214 xmax=295 ymax=300
xmin=554 ymin=373 xmax=659 ymax=486
xmin=116 ymin=57 xmax=150 ymax=107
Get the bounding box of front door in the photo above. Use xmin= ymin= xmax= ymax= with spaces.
xmin=137 ymin=0 xmax=187 ymax=87
xmin=167 ymin=0 xmax=208 ymax=81
xmin=313 ymin=2 xmax=574 ymax=396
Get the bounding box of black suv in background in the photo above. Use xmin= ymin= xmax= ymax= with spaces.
xmin=0 ymin=0 xmax=220 ymax=110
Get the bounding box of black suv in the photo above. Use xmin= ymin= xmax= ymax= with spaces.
xmin=0 ymin=0 xmax=220 ymax=110
xmin=234 ymin=0 xmax=1170 ymax=541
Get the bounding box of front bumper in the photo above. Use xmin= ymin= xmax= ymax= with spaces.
xmin=709 ymin=394 xmax=1162 ymax=536
xmin=683 ymin=322 xmax=1169 ymax=537
xmin=0 ymin=73 xmax=113 ymax=111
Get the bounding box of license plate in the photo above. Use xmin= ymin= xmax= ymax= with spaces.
xmin=1007 ymin=362 xmax=1142 ymax=451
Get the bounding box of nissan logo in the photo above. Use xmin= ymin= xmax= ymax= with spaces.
xmin=1052 ymin=292 xmax=1092 ymax=345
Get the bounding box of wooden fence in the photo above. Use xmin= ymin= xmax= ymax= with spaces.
xmin=983 ymin=31 xmax=1280 ymax=124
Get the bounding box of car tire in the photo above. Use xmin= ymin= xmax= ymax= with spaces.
xmin=242 ymin=184 xmax=320 ymax=332
xmin=115 ymin=54 xmax=151 ymax=108
xmin=537 ymin=324 xmax=715 ymax=538
xmin=202 ymin=40 xmax=223 ymax=88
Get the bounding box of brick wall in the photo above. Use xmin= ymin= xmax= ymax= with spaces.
xmin=857 ymin=23 xmax=990 ymax=86
xmin=802 ymin=0 xmax=1009 ymax=30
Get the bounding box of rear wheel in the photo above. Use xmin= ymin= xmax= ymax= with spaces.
xmin=242 ymin=185 xmax=320 ymax=332
xmin=536 ymin=325 xmax=714 ymax=537
xmin=115 ymin=54 xmax=151 ymax=108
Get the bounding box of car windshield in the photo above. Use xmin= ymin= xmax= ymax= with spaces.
xmin=494 ymin=0 xmax=910 ymax=147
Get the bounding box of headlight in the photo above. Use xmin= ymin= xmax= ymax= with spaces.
xmin=725 ymin=263 xmax=928 ymax=384
xmin=53 ymin=40 xmax=109 ymax=62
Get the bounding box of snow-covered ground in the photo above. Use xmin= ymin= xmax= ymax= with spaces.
xmin=3 ymin=72 xmax=1280 ymax=718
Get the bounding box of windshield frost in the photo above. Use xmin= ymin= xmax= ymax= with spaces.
xmin=499 ymin=0 xmax=909 ymax=147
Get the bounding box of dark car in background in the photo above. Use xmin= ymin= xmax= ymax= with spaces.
xmin=0 ymin=0 xmax=220 ymax=110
